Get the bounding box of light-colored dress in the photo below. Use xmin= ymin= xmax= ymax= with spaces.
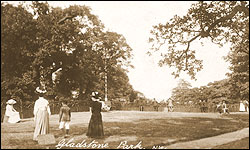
xmin=168 ymin=100 xmax=173 ymax=107
xmin=167 ymin=100 xmax=173 ymax=112
xmin=33 ymin=97 xmax=51 ymax=141
xmin=239 ymin=102 xmax=245 ymax=112
xmin=4 ymin=104 xmax=21 ymax=123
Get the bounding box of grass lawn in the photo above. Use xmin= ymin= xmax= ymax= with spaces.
xmin=1 ymin=111 xmax=249 ymax=149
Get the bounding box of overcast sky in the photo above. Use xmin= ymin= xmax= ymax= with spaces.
xmin=4 ymin=1 xmax=231 ymax=101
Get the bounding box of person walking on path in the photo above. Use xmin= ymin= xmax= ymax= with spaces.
xmin=59 ymin=100 xmax=71 ymax=138
xmin=33 ymin=87 xmax=51 ymax=141
xmin=86 ymin=91 xmax=104 ymax=139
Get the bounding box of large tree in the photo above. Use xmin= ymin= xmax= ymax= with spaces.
xmin=1 ymin=1 xmax=134 ymax=112
xmin=1 ymin=3 xmax=39 ymax=111
xmin=149 ymin=1 xmax=249 ymax=101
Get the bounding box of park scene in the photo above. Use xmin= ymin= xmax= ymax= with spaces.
xmin=1 ymin=1 xmax=249 ymax=149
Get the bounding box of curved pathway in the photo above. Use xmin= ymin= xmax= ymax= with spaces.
xmin=165 ymin=127 xmax=249 ymax=149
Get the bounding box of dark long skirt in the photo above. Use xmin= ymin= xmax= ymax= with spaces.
xmin=86 ymin=112 xmax=104 ymax=138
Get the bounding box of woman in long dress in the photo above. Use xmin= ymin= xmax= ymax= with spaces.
xmin=239 ymin=101 xmax=245 ymax=112
xmin=4 ymin=99 xmax=21 ymax=123
xmin=86 ymin=92 xmax=104 ymax=138
xmin=33 ymin=87 xmax=51 ymax=141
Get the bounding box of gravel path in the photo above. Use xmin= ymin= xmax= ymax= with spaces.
xmin=165 ymin=127 xmax=249 ymax=149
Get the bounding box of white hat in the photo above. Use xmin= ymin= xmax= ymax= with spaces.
xmin=7 ymin=99 xmax=17 ymax=105
xmin=92 ymin=91 xmax=99 ymax=97
xmin=36 ymin=86 xmax=47 ymax=93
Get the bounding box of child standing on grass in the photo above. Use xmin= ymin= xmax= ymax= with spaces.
xmin=59 ymin=100 xmax=71 ymax=138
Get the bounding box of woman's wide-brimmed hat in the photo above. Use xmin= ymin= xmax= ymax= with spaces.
xmin=91 ymin=91 xmax=100 ymax=100
xmin=36 ymin=86 xmax=47 ymax=94
xmin=92 ymin=91 xmax=99 ymax=97
xmin=7 ymin=99 xmax=17 ymax=105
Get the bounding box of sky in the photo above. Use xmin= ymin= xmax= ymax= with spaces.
xmin=4 ymin=1 xmax=231 ymax=101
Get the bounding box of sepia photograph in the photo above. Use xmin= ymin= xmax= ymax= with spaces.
xmin=1 ymin=1 xmax=249 ymax=149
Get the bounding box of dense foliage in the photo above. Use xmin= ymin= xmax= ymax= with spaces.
xmin=171 ymin=78 xmax=240 ymax=105
xmin=1 ymin=2 xmax=135 ymax=111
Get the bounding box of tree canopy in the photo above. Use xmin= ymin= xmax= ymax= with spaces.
xmin=171 ymin=78 xmax=235 ymax=104
xmin=1 ymin=2 xmax=135 ymax=106
xmin=149 ymin=1 xmax=249 ymax=102
xmin=148 ymin=1 xmax=249 ymax=79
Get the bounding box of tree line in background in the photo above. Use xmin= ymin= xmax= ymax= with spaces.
xmin=1 ymin=1 xmax=139 ymax=113
xmin=149 ymin=1 xmax=249 ymax=103
xmin=171 ymin=78 xmax=243 ymax=105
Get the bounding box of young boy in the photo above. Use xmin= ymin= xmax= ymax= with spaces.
xmin=59 ymin=100 xmax=71 ymax=138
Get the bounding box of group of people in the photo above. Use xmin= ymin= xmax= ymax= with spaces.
xmin=4 ymin=87 xmax=105 ymax=142
xmin=3 ymin=88 xmax=249 ymax=141
xmin=199 ymin=100 xmax=208 ymax=113
xmin=33 ymin=88 xmax=105 ymax=140
xmin=216 ymin=101 xmax=229 ymax=114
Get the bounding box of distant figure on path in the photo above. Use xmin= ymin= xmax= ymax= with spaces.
xmin=59 ymin=100 xmax=71 ymax=138
xmin=168 ymin=98 xmax=173 ymax=112
xmin=239 ymin=100 xmax=245 ymax=112
xmin=203 ymin=100 xmax=208 ymax=112
xmin=139 ymin=105 xmax=144 ymax=111
xmin=199 ymin=100 xmax=203 ymax=112
xmin=3 ymin=99 xmax=21 ymax=123
xmin=200 ymin=100 xmax=206 ymax=113
xmin=243 ymin=100 xmax=249 ymax=112
xmin=216 ymin=102 xmax=223 ymax=114
xmin=222 ymin=101 xmax=229 ymax=114
xmin=87 ymin=92 xmax=104 ymax=138
xmin=33 ymin=87 xmax=51 ymax=141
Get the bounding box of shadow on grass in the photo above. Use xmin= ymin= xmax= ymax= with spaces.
xmin=102 ymin=114 xmax=249 ymax=148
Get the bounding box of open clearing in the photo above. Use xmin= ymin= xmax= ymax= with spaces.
xmin=1 ymin=111 xmax=249 ymax=149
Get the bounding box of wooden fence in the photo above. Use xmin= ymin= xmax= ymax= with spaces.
xmin=119 ymin=103 xmax=241 ymax=113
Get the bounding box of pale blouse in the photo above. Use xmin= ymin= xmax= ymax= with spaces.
xmin=5 ymin=104 xmax=17 ymax=116
xmin=33 ymin=97 xmax=51 ymax=116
